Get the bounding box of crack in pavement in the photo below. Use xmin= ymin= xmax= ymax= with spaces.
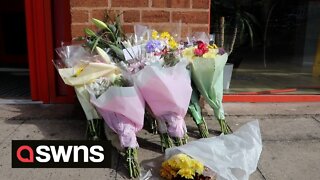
xmin=0 ymin=120 xmax=26 ymax=146
xmin=257 ymin=167 xmax=267 ymax=180
xmin=312 ymin=116 xmax=320 ymax=124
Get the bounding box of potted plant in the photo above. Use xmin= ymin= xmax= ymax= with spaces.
xmin=211 ymin=0 xmax=263 ymax=89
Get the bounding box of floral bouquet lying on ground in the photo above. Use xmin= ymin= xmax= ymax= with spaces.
xmin=160 ymin=153 xmax=216 ymax=180
xmin=183 ymin=39 xmax=232 ymax=134
xmin=141 ymin=121 xmax=262 ymax=180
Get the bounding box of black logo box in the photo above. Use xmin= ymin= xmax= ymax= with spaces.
xmin=12 ymin=140 xmax=110 ymax=168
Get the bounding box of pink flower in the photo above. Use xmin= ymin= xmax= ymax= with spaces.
xmin=194 ymin=41 xmax=209 ymax=56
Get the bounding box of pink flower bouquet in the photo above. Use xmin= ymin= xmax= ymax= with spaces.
xmin=134 ymin=60 xmax=192 ymax=149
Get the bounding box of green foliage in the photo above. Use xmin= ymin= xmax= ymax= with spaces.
xmin=84 ymin=11 xmax=126 ymax=62
xmin=212 ymin=0 xmax=263 ymax=52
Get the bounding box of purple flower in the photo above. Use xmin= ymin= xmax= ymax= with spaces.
xmin=218 ymin=48 xmax=226 ymax=55
xmin=145 ymin=40 xmax=162 ymax=53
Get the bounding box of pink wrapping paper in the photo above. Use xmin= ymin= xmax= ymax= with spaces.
xmin=88 ymin=86 xmax=145 ymax=148
xmin=134 ymin=60 xmax=192 ymax=138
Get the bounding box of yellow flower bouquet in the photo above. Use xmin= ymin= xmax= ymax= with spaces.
xmin=160 ymin=153 xmax=216 ymax=180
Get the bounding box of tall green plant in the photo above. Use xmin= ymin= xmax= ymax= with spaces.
xmin=212 ymin=0 xmax=262 ymax=56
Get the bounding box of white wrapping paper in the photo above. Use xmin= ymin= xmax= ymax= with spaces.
xmin=165 ymin=120 xmax=262 ymax=180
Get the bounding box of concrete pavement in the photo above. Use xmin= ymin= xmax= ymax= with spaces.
xmin=0 ymin=102 xmax=319 ymax=180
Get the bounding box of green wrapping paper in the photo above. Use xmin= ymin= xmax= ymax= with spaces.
xmin=188 ymin=83 xmax=208 ymax=138
xmin=191 ymin=53 xmax=231 ymax=134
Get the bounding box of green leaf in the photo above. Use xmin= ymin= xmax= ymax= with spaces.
xmin=92 ymin=18 xmax=109 ymax=30
xmin=109 ymin=44 xmax=125 ymax=61
xmin=243 ymin=18 xmax=254 ymax=48
xmin=84 ymin=28 xmax=96 ymax=37
xmin=243 ymin=11 xmax=262 ymax=30
xmin=108 ymin=24 xmax=116 ymax=34
xmin=91 ymin=36 xmax=102 ymax=53
xmin=239 ymin=19 xmax=245 ymax=44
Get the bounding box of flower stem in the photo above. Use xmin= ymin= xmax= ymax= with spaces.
xmin=172 ymin=137 xmax=183 ymax=146
xmin=197 ymin=119 xmax=209 ymax=138
xmin=86 ymin=120 xmax=99 ymax=141
xmin=145 ymin=104 xmax=158 ymax=134
xmin=182 ymin=134 xmax=189 ymax=145
xmin=171 ymin=133 xmax=188 ymax=146
xmin=144 ymin=110 xmax=158 ymax=135
xmin=86 ymin=119 xmax=106 ymax=140
xmin=218 ymin=119 xmax=232 ymax=134
xmin=125 ymin=147 xmax=140 ymax=178
xmin=159 ymin=133 xmax=173 ymax=152
xmin=189 ymin=90 xmax=209 ymax=138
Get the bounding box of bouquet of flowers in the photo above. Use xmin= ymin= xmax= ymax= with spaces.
xmin=83 ymin=17 xmax=149 ymax=178
xmin=183 ymin=39 xmax=232 ymax=134
xmin=140 ymin=121 xmax=262 ymax=180
xmin=86 ymin=74 xmax=144 ymax=178
xmin=160 ymin=153 xmax=216 ymax=180
xmin=165 ymin=121 xmax=262 ymax=180
xmin=133 ymin=30 xmax=192 ymax=150
xmin=54 ymin=44 xmax=119 ymax=140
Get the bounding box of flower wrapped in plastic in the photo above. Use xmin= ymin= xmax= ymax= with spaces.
xmin=183 ymin=38 xmax=232 ymax=134
xmin=54 ymin=44 xmax=119 ymax=140
xmin=140 ymin=121 xmax=262 ymax=180
xmin=134 ymin=60 xmax=192 ymax=149
xmin=86 ymin=75 xmax=145 ymax=178
xmin=160 ymin=153 xmax=215 ymax=180
xmin=133 ymin=30 xmax=192 ymax=149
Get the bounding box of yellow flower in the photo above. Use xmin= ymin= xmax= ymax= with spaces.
xmin=191 ymin=159 xmax=204 ymax=174
xmin=160 ymin=31 xmax=171 ymax=39
xmin=177 ymin=168 xmax=195 ymax=179
xmin=168 ymin=37 xmax=178 ymax=49
xmin=203 ymin=48 xmax=218 ymax=59
xmin=208 ymin=44 xmax=218 ymax=49
xmin=152 ymin=30 xmax=159 ymax=39
xmin=160 ymin=168 xmax=173 ymax=180
xmin=180 ymin=158 xmax=193 ymax=169
xmin=161 ymin=154 xmax=205 ymax=180
xmin=182 ymin=47 xmax=196 ymax=61
xmin=162 ymin=161 xmax=171 ymax=170
xmin=167 ymin=159 xmax=178 ymax=170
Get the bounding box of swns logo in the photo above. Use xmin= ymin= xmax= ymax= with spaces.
xmin=12 ymin=140 xmax=109 ymax=168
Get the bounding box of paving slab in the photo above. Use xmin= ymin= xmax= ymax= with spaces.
xmin=191 ymin=115 xmax=320 ymax=141
xmin=250 ymin=170 xmax=265 ymax=180
xmin=227 ymin=116 xmax=320 ymax=141
xmin=0 ymin=104 xmax=84 ymax=120
xmin=258 ymin=140 xmax=320 ymax=180
xmin=1 ymin=103 xmax=319 ymax=180
xmin=0 ymin=118 xmax=23 ymax=144
xmin=0 ymin=120 xmax=125 ymax=180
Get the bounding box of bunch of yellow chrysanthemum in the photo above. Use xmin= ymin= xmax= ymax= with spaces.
xmin=152 ymin=30 xmax=178 ymax=50
xmin=160 ymin=153 xmax=204 ymax=180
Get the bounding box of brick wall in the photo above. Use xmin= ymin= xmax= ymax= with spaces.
xmin=70 ymin=0 xmax=210 ymax=38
